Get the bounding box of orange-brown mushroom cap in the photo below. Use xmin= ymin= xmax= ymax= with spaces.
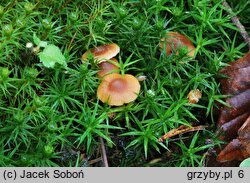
xmin=82 ymin=43 xmax=120 ymax=63
xmin=97 ymin=58 xmax=120 ymax=78
xmin=159 ymin=32 xmax=195 ymax=57
xmin=97 ymin=73 xmax=140 ymax=106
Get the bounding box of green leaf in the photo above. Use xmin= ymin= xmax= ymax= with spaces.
xmin=33 ymin=33 xmax=41 ymax=46
xmin=240 ymin=157 xmax=250 ymax=167
xmin=39 ymin=41 xmax=48 ymax=48
xmin=38 ymin=45 xmax=67 ymax=68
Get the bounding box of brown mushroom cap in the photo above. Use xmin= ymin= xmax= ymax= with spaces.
xmin=97 ymin=73 xmax=140 ymax=106
xmin=97 ymin=58 xmax=120 ymax=78
xmin=82 ymin=43 xmax=120 ymax=63
xmin=159 ymin=32 xmax=195 ymax=57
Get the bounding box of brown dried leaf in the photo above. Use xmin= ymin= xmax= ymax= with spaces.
xmin=217 ymin=88 xmax=250 ymax=126
xmin=220 ymin=51 xmax=250 ymax=74
xmin=215 ymin=51 xmax=250 ymax=164
xmin=238 ymin=116 xmax=250 ymax=139
xmin=219 ymin=112 xmax=249 ymax=141
xmin=217 ymin=138 xmax=250 ymax=162
xmin=220 ymin=66 xmax=250 ymax=95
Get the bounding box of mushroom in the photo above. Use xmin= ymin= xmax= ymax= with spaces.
xmin=97 ymin=58 xmax=120 ymax=78
xmin=82 ymin=43 xmax=120 ymax=63
xmin=97 ymin=73 xmax=140 ymax=106
xmin=137 ymin=75 xmax=147 ymax=81
xmin=159 ymin=32 xmax=195 ymax=57
xmin=187 ymin=89 xmax=202 ymax=104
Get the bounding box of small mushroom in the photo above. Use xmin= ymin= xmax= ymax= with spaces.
xmin=187 ymin=89 xmax=202 ymax=104
xmin=82 ymin=43 xmax=120 ymax=63
xmin=97 ymin=58 xmax=120 ymax=78
xmin=159 ymin=32 xmax=195 ymax=57
xmin=137 ymin=75 xmax=147 ymax=81
xmin=97 ymin=73 xmax=140 ymax=106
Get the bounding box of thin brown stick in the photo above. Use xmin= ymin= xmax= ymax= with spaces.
xmin=67 ymin=32 xmax=77 ymax=50
xmin=222 ymin=1 xmax=250 ymax=49
xmin=99 ymin=137 xmax=109 ymax=167
xmin=88 ymin=157 xmax=102 ymax=165
xmin=158 ymin=125 xmax=207 ymax=142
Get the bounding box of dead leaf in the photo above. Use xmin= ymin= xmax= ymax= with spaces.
xmin=216 ymin=51 xmax=250 ymax=163
xmin=219 ymin=112 xmax=249 ymax=141
xmin=238 ymin=116 xmax=250 ymax=139
xmin=220 ymin=66 xmax=250 ymax=95
xmin=220 ymin=51 xmax=250 ymax=74
xmin=217 ymin=138 xmax=250 ymax=162
xmin=217 ymin=88 xmax=250 ymax=126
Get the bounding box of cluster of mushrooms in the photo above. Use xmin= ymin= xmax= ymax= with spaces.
xmin=81 ymin=30 xmax=249 ymax=164
xmin=82 ymin=43 xmax=140 ymax=106
xmin=160 ymin=32 xmax=250 ymax=164
xmin=81 ymin=32 xmax=196 ymax=107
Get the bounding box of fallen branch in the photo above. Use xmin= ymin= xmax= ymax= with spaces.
xmin=88 ymin=157 xmax=102 ymax=165
xmin=99 ymin=137 xmax=109 ymax=167
xmin=222 ymin=1 xmax=250 ymax=49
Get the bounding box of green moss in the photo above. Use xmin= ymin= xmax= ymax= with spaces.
xmin=0 ymin=0 xmax=249 ymax=167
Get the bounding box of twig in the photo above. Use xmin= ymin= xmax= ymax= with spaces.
xmin=158 ymin=125 xmax=207 ymax=142
xmin=88 ymin=157 xmax=102 ymax=165
xmin=67 ymin=32 xmax=77 ymax=50
xmin=222 ymin=0 xmax=250 ymax=49
xmin=99 ymin=137 xmax=109 ymax=167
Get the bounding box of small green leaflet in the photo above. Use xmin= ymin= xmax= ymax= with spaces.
xmin=38 ymin=45 xmax=67 ymax=68
xmin=33 ymin=33 xmax=41 ymax=46
xmin=33 ymin=33 xmax=47 ymax=47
